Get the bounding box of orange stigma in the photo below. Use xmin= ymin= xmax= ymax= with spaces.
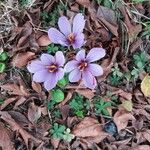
xmin=46 ymin=64 xmax=58 ymax=73
xmin=68 ymin=33 xmax=75 ymax=44
xmin=78 ymin=61 xmax=88 ymax=71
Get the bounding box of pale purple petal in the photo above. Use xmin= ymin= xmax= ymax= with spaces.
xmin=48 ymin=28 xmax=68 ymax=46
xmin=33 ymin=70 xmax=49 ymax=82
xmin=64 ymin=60 xmax=78 ymax=72
xmin=86 ymin=48 xmax=106 ymax=62
xmin=44 ymin=73 xmax=58 ymax=90
xmin=27 ymin=60 xmax=45 ymax=73
xmin=40 ymin=53 xmax=55 ymax=65
xmin=82 ymin=70 xmax=97 ymax=89
xmin=69 ymin=69 xmax=81 ymax=82
xmin=58 ymin=16 xmax=71 ymax=36
xmin=73 ymin=13 xmax=85 ymax=34
xmin=73 ymin=33 xmax=85 ymax=49
xmin=57 ymin=68 xmax=64 ymax=80
xmin=88 ymin=64 xmax=103 ymax=76
xmin=75 ymin=49 xmax=85 ymax=61
xmin=55 ymin=51 xmax=65 ymax=66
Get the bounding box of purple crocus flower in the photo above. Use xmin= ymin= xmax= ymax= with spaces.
xmin=48 ymin=13 xmax=85 ymax=49
xmin=27 ymin=51 xmax=65 ymax=90
xmin=64 ymin=48 xmax=106 ymax=89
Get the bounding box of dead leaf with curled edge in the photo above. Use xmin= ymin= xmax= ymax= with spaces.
xmin=0 ymin=111 xmax=41 ymax=147
xmin=12 ymin=51 xmax=35 ymax=68
xmin=0 ymin=122 xmax=15 ymax=150
xmin=37 ymin=34 xmax=51 ymax=46
xmin=1 ymin=83 xmax=30 ymax=97
xmin=73 ymin=117 xmax=108 ymax=139
xmin=113 ymin=109 xmax=135 ymax=132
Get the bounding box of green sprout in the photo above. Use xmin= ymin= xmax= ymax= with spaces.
xmin=50 ymin=123 xmax=74 ymax=142
xmin=69 ymin=94 xmax=90 ymax=118
xmin=94 ymin=98 xmax=112 ymax=116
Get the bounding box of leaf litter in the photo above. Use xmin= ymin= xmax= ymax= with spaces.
xmin=0 ymin=0 xmax=150 ymax=149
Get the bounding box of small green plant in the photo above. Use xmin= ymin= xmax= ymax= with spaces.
xmin=109 ymin=63 xmax=123 ymax=86
xmin=0 ymin=99 xmax=4 ymax=105
xmin=132 ymin=0 xmax=148 ymax=3
xmin=50 ymin=123 xmax=74 ymax=142
xmin=94 ymin=98 xmax=112 ymax=116
xmin=69 ymin=94 xmax=90 ymax=118
xmin=106 ymin=91 xmax=119 ymax=104
xmin=0 ymin=51 xmax=9 ymax=73
xmin=47 ymin=44 xmax=66 ymax=54
xmin=142 ymin=22 xmax=150 ymax=40
xmin=131 ymin=51 xmax=148 ymax=78
xmin=41 ymin=2 xmax=67 ymax=27
xmin=50 ymin=123 xmax=66 ymax=139
xmin=57 ymin=74 xmax=69 ymax=88
xmin=51 ymin=89 xmax=65 ymax=103
xmin=19 ymin=0 xmax=35 ymax=8
xmin=95 ymin=0 xmax=113 ymax=8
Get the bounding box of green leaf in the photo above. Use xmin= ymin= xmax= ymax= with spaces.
xmin=57 ymin=77 xmax=67 ymax=87
xmin=0 ymin=63 xmax=6 ymax=73
xmin=0 ymin=52 xmax=8 ymax=62
xmin=51 ymin=89 xmax=65 ymax=103
xmin=0 ymin=99 xmax=4 ymax=105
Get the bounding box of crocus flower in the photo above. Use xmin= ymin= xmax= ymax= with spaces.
xmin=48 ymin=13 xmax=85 ymax=49
xmin=64 ymin=48 xmax=106 ymax=89
xmin=27 ymin=51 xmax=65 ymax=90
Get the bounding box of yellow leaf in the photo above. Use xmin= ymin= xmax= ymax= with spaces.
xmin=141 ymin=75 xmax=150 ymax=97
xmin=121 ymin=101 xmax=133 ymax=112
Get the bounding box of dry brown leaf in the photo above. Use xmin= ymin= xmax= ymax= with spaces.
xmin=32 ymin=81 xmax=42 ymax=93
xmin=113 ymin=110 xmax=135 ymax=132
xmin=73 ymin=117 xmax=108 ymax=138
xmin=1 ymin=83 xmax=29 ymax=97
xmin=12 ymin=52 xmax=35 ymax=68
xmin=17 ymin=22 xmax=32 ymax=48
xmin=142 ymin=130 xmax=150 ymax=143
xmin=76 ymin=0 xmax=91 ymax=8
xmin=97 ymin=6 xmax=117 ymax=26
xmin=131 ymin=145 xmax=150 ymax=150
xmin=75 ymin=88 xmax=94 ymax=99
xmin=0 ymin=97 xmax=18 ymax=110
xmin=28 ymin=102 xmax=42 ymax=124
xmin=0 ymin=122 xmax=15 ymax=150
xmin=14 ymin=97 xmax=27 ymax=109
xmin=37 ymin=34 xmax=51 ymax=46
xmin=120 ymin=7 xmax=142 ymax=43
xmin=112 ymin=89 xmax=132 ymax=100
xmin=0 ymin=111 xmax=41 ymax=147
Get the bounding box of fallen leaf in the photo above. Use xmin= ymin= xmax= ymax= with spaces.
xmin=0 ymin=122 xmax=15 ymax=150
xmin=113 ymin=110 xmax=135 ymax=132
xmin=142 ymin=129 xmax=150 ymax=143
xmin=75 ymin=88 xmax=94 ymax=99
xmin=0 ymin=97 xmax=18 ymax=110
xmin=1 ymin=83 xmax=29 ymax=97
xmin=141 ymin=75 xmax=150 ymax=97
xmin=12 ymin=52 xmax=35 ymax=68
xmin=32 ymin=81 xmax=42 ymax=93
xmin=73 ymin=117 xmax=108 ymax=138
xmin=28 ymin=102 xmax=42 ymax=124
xmin=121 ymin=100 xmax=133 ymax=112
xmin=131 ymin=145 xmax=150 ymax=150
xmin=76 ymin=0 xmax=91 ymax=8
xmin=0 ymin=111 xmax=41 ymax=147
xmin=37 ymin=34 xmax=51 ymax=46
xmin=17 ymin=22 xmax=32 ymax=48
